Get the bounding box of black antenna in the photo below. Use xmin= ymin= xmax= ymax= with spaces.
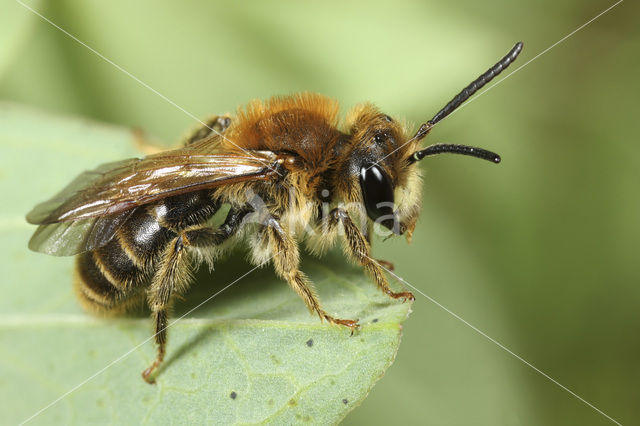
xmin=408 ymin=143 xmax=501 ymax=164
xmin=411 ymin=42 xmax=523 ymax=142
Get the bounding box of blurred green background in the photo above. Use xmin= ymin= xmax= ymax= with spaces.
xmin=2 ymin=0 xmax=638 ymax=424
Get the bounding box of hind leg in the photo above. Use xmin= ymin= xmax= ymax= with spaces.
xmin=131 ymin=128 xmax=166 ymax=155
xmin=183 ymin=115 xmax=232 ymax=146
xmin=142 ymin=234 xmax=192 ymax=383
xmin=131 ymin=114 xmax=232 ymax=155
xmin=142 ymin=208 xmax=250 ymax=383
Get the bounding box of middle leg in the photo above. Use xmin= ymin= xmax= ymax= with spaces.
xmin=260 ymin=216 xmax=359 ymax=333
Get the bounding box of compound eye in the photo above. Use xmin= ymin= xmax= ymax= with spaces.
xmin=359 ymin=164 xmax=396 ymax=228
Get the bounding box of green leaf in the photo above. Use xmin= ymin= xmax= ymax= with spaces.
xmin=0 ymin=102 xmax=413 ymax=425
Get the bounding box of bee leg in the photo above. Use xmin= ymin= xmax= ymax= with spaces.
xmin=131 ymin=127 xmax=166 ymax=155
xmin=330 ymin=208 xmax=414 ymax=302
xmin=375 ymin=259 xmax=395 ymax=271
xmin=142 ymin=234 xmax=193 ymax=383
xmin=141 ymin=210 xmax=251 ymax=383
xmin=263 ymin=217 xmax=359 ymax=333
xmin=183 ymin=115 xmax=232 ymax=146
xmin=185 ymin=206 xmax=251 ymax=248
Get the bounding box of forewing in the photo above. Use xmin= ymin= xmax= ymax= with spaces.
xmin=26 ymin=158 xmax=140 ymax=225
xmin=27 ymin=145 xmax=283 ymax=256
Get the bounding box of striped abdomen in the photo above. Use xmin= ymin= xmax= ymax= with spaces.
xmin=74 ymin=190 xmax=219 ymax=314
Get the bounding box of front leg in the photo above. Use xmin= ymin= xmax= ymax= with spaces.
xmin=363 ymin=222 xmax=395 ymax=271
xmin=260 ymin=216 xmax=359 ymax=333
xmin=330 ymin=208 xmax=414 ymax=302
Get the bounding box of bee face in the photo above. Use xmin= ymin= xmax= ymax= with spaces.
xmin=342 ymin=105 xmax=421 ymax=236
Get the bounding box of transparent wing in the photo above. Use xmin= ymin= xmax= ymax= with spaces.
xmin=27 ymin=143 xmax=284 ymax=256
xmin=28 ymin=209 xmax=136 ymax=256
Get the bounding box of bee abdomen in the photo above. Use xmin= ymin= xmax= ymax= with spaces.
xmin=73 ymin=192 xmax=219 ymax=315
xmin=74 ymin=230 xmax=155 ymax=314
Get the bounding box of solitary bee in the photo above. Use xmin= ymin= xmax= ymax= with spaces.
xmin=27 ymin=42 xmax=523 ymax=382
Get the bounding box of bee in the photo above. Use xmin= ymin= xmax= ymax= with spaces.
xmin=27 ymin=42 xmax=523 ymax=383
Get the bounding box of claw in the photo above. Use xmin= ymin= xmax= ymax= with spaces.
xmin=387 ymin=290 xmax=415 ymax=303
xmin=142 ymin=365 xmax=157 ymax=384
xmin=141 ymin=354 xmax=164 ymax=384
xmin=376 ymin=259 xmax=395 ymax=271
xmin=324 ymin=315 xmax=360 ymax=335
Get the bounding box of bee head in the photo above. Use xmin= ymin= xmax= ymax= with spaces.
xmin=340 ymin=42 xmax=523 ymax=240
xmin=342 ymin=104 xmax=421 ymax=237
